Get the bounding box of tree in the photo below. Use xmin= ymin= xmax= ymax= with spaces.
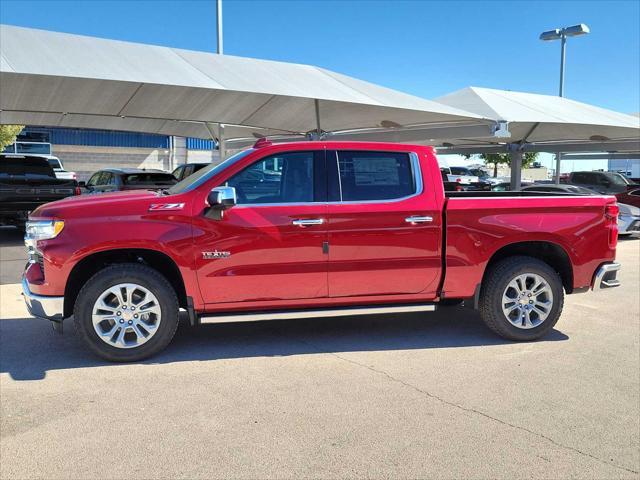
xmin=479 ymin=152 xmax=539 ymax=177
xmin=0 ymin=125 xmax=25 ymax=151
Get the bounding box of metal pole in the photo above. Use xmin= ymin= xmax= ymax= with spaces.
xmin=314 ymin=99 xmax=321 ymax=139
xmin=218 ymin=123 xmax=226 ymax=162
xmin=554 ymin=34 xmax=567 ymax=184
xmin=559 ymin=34 xmax=566 ymax=97
xmin=216 ymin=0 xmax=223 ymax=54
xmin=509 ymin=145 xmax=523 ymax=191
xmin=554 ymin=153 xmax=562 ymax=184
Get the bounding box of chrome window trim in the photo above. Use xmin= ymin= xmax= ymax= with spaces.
xmin=231 ymin=150 xmax=423 ymax=208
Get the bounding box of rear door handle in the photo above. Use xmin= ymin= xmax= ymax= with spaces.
xmin=292 ymin=218 xmax=324 ymax=226
xmin=405 ymin=216 xmax=433 ymax=224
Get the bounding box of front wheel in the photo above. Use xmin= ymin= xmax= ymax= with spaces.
xmin=479 ymin=256 xmax=564 ymax=341
xmin=74 ymin=263 xmax=179 ymax=361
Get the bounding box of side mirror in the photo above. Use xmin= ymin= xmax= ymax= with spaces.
xmin=78 ymin=181 xmax=86 ymax=187
xmin=207 ymin=186 xmax=236 ymax=209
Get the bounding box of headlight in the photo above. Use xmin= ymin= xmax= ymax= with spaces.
xmin=25 ymin=220 xmax=65 ymax=240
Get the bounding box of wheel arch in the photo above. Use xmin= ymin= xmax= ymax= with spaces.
xmin=483 ymin=241 xmax=574 ymax=294
xmin=64 ymin=248 xmax=188 ymax=318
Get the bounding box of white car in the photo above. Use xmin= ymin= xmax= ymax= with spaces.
xmin=440 ymin=166 xmax=480 ymax=184
xmin=617 ymin=203 xmax=640 ymax=236
xmin=46 ymin=156 xmax=77 ymax=181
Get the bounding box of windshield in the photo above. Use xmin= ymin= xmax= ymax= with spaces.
xmin=167 ymin=149 xmax=254 ymax=194
xmin=449 ymin=167 xmax=471 ymax=175
xmin=124 ymin=173 xmax=177 ymax=185
xmin=469 ymin=168 xmax=487 ymax=178
xmin=606 ymin=172 xmax=630 ymax=186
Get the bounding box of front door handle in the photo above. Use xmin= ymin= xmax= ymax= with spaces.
xmin=292 ymin=218 xmax=324 ymax=227
xmin=405 ymin=216 xmax=433 ymax=224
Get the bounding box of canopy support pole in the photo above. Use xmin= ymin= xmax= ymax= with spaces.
xmin=204 ymin=122 xmax=225 ymax=163
xmin=314 ymin=99 xmax=322 ymax=140
xmin=554 ymin=153 xmax=562 ymax=184
xmin=218 ymin=123 xmax=226 ymax=161
xmin=509 ymin=144 xmax=523 ymax=191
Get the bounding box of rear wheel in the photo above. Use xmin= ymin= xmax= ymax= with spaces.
xmin=74 ymin=263 xmax=179 ymax=361
xmin=479 ymin=256 xmax=564 ymax=341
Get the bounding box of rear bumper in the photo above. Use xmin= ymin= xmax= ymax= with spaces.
xmin=22 ymin=277 xmax=64 ymax=321
xmin=592 ymin=262 xmax=621 ymax=291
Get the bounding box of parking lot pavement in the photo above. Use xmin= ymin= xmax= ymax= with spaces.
xmin=0 ymin=227 xmax=26 ymax=285
xmin=0 ymin=237 xmax=638 ymax=479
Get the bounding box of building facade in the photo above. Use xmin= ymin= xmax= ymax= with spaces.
xmin=9 ymin=127 xmax=220 ymax=180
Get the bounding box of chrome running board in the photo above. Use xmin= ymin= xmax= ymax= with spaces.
xmin=199 ymin=303 xmax=437 ymax=324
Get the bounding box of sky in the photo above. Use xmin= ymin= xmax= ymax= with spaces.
xmin=1 ymin=0 xmax=638 ymax=170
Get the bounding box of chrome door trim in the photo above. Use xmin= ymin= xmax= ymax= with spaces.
xmin=292 ymin=218 xmax=325 ymax=226
xmin=405 ymin=216 xmax=433 ymax=224
xmin=200 ymin=303 xmax=437 ymax=324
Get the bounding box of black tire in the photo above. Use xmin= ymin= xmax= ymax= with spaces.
xmin=479 ymin=256 xmax=564 ymax=341
xmin=73 ymin=263 xmax=179 ymax=362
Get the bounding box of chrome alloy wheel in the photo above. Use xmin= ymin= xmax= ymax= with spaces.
xmin=92 ymin=283 xmax=162 ymax=349
xmin=501 ymin=273 xmax=554 ymax=329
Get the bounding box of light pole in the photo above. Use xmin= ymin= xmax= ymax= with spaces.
xmin=540 ymin=23 xmax=590 ymax=182
xmin=216 ymin=0 xmax=223 ymax=54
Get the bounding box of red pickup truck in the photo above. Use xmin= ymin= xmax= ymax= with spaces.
xmin=22 ymin=141 xmax=622 ymax=361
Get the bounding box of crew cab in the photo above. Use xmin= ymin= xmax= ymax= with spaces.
xmin=22 ymin=141 xmax=622 ymax=362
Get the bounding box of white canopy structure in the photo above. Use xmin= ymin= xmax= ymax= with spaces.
xmin=223 ymin=87 xmax=640 ymax=156
xmin=0 ymin=24 xmax=490 ymax=145
xmin=434 ymin=87 xmax=639 ymax=148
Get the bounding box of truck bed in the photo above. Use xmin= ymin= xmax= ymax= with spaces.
xmin=442 ymin=192 xmax=617 ymax=299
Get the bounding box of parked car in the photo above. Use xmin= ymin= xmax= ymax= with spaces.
xmin=521 ymin=184 xmax=596 ymax=195
xmin=441 ymin=169 xmax=464 ymax=192
xmin=468 ymin=168 xmax=504 ymax=186
xmin=80 ymin=168 xmax=177 ymax=194
xmin=0 ymin=154 xmax=79 ymax=228
xmin=46 ymin=156 xmax=77 ymax=181
xmin=615 ymin=188 xmax=640 ymax=208
xmin=566 ymin=171 xmax=635 ymax=194
xmin=617 ymin=203 xmax=640 ymax=236
xmin=172 ymin=163 xmax=210 ymax=181
xmin=22 ymin=141 xmax=622 ymax=361
xmin=440 ymin=166 xmax=480 ymax=184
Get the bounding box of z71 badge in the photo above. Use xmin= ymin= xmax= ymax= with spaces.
xmin=202 ymin=250 xmax=231 ymax=259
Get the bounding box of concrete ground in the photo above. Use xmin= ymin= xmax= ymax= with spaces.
xmin=1 ymin=226 xmax=638 ymax=479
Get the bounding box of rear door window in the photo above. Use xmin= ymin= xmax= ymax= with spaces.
xmin=332 ymin=151 xmax=417 ymax=202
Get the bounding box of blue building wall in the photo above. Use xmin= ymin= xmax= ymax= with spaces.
xmin=186 ymin=137 xmax=215 ymax=150
xmin=20 ymin=126 xmax=214 ymax=151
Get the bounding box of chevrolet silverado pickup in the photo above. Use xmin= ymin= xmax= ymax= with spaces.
xmin=22 ymin=141 xmax=622 ymax=362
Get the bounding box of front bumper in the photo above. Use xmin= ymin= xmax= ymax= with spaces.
xmin=618 ymin=216 xmax=640 ymax=235
xmin=592 ymin=262 xmax=621 ymax=291
xmin=22 ymin=277 xmax=64 ymax=321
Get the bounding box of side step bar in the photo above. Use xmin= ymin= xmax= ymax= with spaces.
xmin=199 ymin=303 xmax=437 ymax=325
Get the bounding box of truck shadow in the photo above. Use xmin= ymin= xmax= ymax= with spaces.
xmin=0 ymin=307 xmax=568 ymax=381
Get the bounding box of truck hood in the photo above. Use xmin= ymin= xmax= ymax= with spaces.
xmin=31 ymin=189 xmax=161 ymax=219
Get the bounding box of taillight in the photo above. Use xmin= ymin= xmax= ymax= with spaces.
xmin=605 ymin=203 xmax=619 ymax=249
xmin=455 ymin=184 xmax=464 ymax=192
xmin=456 ymin=178 xmax=462 ymax=183
xmin=75 ymin=186 xmax=81 ymax=195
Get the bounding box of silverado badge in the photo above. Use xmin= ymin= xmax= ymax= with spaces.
xmin=202 ymin=250 xmax=231 ymax=259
